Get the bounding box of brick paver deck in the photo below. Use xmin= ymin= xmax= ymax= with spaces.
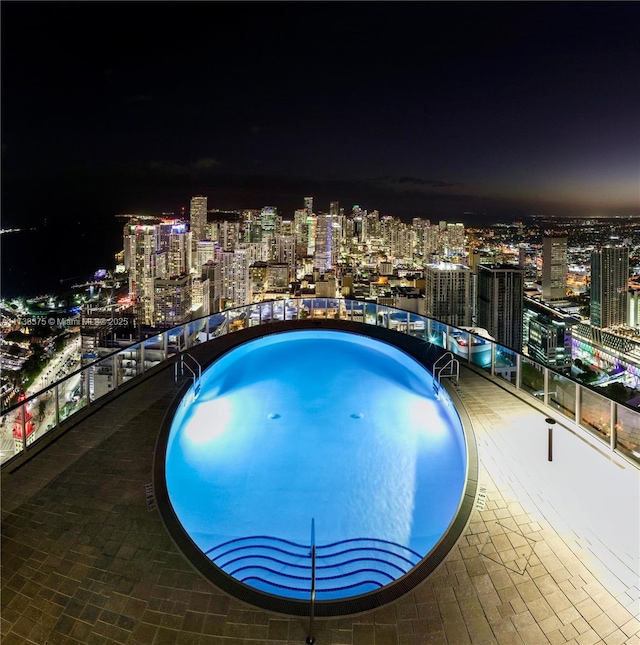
xmin=2 ymin=335 xmax=639 ymax=645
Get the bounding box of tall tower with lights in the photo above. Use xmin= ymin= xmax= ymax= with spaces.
xmin=190 ymin=195 xmax=208 ymax=243
xmin=477 ymin=264 xmax=525 ymax=352
xmin=542 ymin=236 xmax=567 ymax=301
xmin=590 ymin=246 xmax=629 ymax=330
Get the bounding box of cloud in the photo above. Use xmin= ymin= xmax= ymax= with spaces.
xmin=368 ymin=176 xmax=462 ymax=192
xmin=192 ymin=157 xmax=220 ymax=170
xmin=148 ymin=158 xmax=221 ymax=176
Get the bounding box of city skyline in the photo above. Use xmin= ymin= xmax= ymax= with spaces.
xmin=1 ymin=1 xmax=639 ymax=233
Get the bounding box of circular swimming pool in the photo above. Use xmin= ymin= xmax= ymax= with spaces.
xmin=156 ymin=326 xmax=477 ymax=615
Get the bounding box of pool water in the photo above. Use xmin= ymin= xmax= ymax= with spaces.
xmin=165 ymin=330 xmax=468 ymax=601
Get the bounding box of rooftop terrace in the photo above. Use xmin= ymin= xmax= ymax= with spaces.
xmin=1 ymin=305 xmax=639 ymax=645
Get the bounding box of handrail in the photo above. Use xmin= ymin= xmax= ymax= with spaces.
xmin=307 ymin=518 xmax=316 ymax=645
xmin=176 ymin=352 xmax=202 ymax=397
xmin=433 ymin=352 xmax=460 ymax=394
xmin=2 ymin=297 xmax=639 ymax=470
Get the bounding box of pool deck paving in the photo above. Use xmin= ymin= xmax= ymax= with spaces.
xmin=1 ymin=348 xmax=639 ymax=645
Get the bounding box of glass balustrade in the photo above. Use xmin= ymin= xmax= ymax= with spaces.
xmin=1 ymin=299 xmax=638 ymax=469
xmin=520 ymin=356 xmax=545 ymax=396
xmin=469 ymin=333 xmax=493 ymax=374
xmin=118 ymin=344 xmax=142 ymax=383
xmin=166 ymin=326 xmax=186 ymax=355
xmin=186 ymin=318 xmax=207 ymax=348
xmin=91 ymin=356 xmax=117 ymax=403
xmin=615 ymin=404 xmax=640 ymax=461
xmin=548 ymin=371 xmax=577 ymax=422
xmin=208 ymin=313 xmax=226 ymax=338
xmin=143 ymin=334 xmax=166 ymax=369
xmin=59 ymin=368 xmax=87 ymax=423
xmin=429 ymin=321 xmax=446 ymax=348
xmin=580 ymin=387 xmax=613 ymax=442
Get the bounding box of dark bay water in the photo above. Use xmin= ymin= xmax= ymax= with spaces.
xmin=1 ymin=223 xmax=123 ymax=299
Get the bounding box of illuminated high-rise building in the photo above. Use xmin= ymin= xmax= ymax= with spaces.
xmin=275 ymin=234 xmax=297 ymax=280
xmin=314 ymin=212 xmax=333 ymax=272
xmin=189 ymin=195 xmax=208 ymax=243
xmin=445 ymin=222 xmax=465 ymax=258
xmin=424 ymin=263 xmax=473 ymax=327
xmin=304 ymin=196 xmax=314 ymax=215
xmin=153 ymin=274 xmax=193 ymax=328
xmin=542 ymin=236 xmax=567 ymax=301
xmin=220 ymin=248 xmax=251 ymax=307
xmin=158 ymin=221 xmax=192 ymax=277
xmin=477 ymin=264 xmax=525 ymax=352
xmin=590 ymin=246 xmax=629 ymax=330
xmin=260 ymin=206 xmax=279 ymax=239
xmin=124 ymin=221 xmax=161 ymax=326
xmin=196 ymin=240 xmax=217 ymax=271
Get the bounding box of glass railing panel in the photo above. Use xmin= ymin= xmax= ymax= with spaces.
xmin=346 ymin=299 xmax=364 ymax=323
xmin=62 ymin=366 xmax=86 ymax=416
xmin=21 ymin=391 xmax=50 ymax=449
xmin=284 ymin=298 xmax=298 ymax=320
xmin=0 ymin=408 xmax=18 ymax=462
xmin=265 ymin=301 xmax=276 ymax=322
xmin=228 ymin=308 xmax=247 ymax=331
xmin=57 ymin=367 xmax=87 ymax=422
xmin=208 ymin=313 xmax=226 ymax=338
xmin=167 ymin=326 xmax=186 ymax=356
xmin=615 ymin=404 xmax=640 ymax=463
xmin=186 ymin=318 xmax=206 ymax=348
xmin=273 ymin=301 xmax=285 ymax=321
xmin=580 ymin=387 xmax=612 ymax=442
xmin=143 ymin=334 xmax=165 ymax=370
xmin=90 ymin=357 xmax=116 ymax=403
xmin=310 ymin=298 xmax=328 ymax=318
xmin=385 ymin=310 xmax=409 ymax=333
xmin=447 ymin=328 xmax=469 ymax=361
xmin=298 ymin=299 xmax=311 ymax=319
xmin=519 ymin=356 xmax=545 ymax=396
xmin=326 ymin=298 xmax=339 ymax=319
xmin=408 ymin=313 xmax=426 ymax=339
xmin=548 ymin=371 xmax=577 ymax=422
xmin=247 ymin=304 xmax=261 ymax=327
xmin=377 ymin=305 xmax=392 ymax=328
xmin=468 ymin=334 xmax=493 ymax=373
xmin=338 ymin=298 xmax=349 ymax=320
xmin=3 ymin=396 xmax=32 ymax=459
xmin=429 ymin=321 xmax=446 ymax=348
xmin=494 ymin=346 xmax=518 ymax=386
xmin=364 ymin=303 xmax=377 ymax=325
xmin=118 ymin=344 xmax=142 ymax=383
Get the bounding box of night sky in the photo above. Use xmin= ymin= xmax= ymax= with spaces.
xmin=2 ymin=1 xmax=639 ymax=229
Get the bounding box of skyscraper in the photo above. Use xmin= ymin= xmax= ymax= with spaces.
xmin=542 ymin=236 xmax=567 ymax=301
xmin=590 ymin=246 xmax=629 ymax=329
xmin=314 ymin=212 xmax=333 ymax=272
xmin=189 ymin=195 xmax=208 ymax=243
xmin=424 ymin=263 xmax=473 ymax=327
xmin=477 ymin=264 xmax=525 ymax=352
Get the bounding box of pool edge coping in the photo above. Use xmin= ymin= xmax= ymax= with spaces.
xmin=152 ymin=320 xmax=479 ymax=617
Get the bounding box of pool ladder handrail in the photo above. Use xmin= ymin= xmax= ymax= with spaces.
xmin=175 ymin=352 xmax=202 ymax=398
xmin=306 ymin=518 xmax=316 ymax=645
xmin=433 ymin=352 xmax=459 ymax=395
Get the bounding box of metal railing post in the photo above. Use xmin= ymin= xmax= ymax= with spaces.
xmin=55 ymin=384 xmax=60 ymax=427
xmin=21 ymin=403 xmax=27 ymax=453
xmin=610 ymin=399 xmax=616 ymax=452
xmin=543 ymin=367 xmax=550 ymax=406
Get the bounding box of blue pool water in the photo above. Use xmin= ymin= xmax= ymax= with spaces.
xmin=165 ymin=330 xmax=468 ymax=601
